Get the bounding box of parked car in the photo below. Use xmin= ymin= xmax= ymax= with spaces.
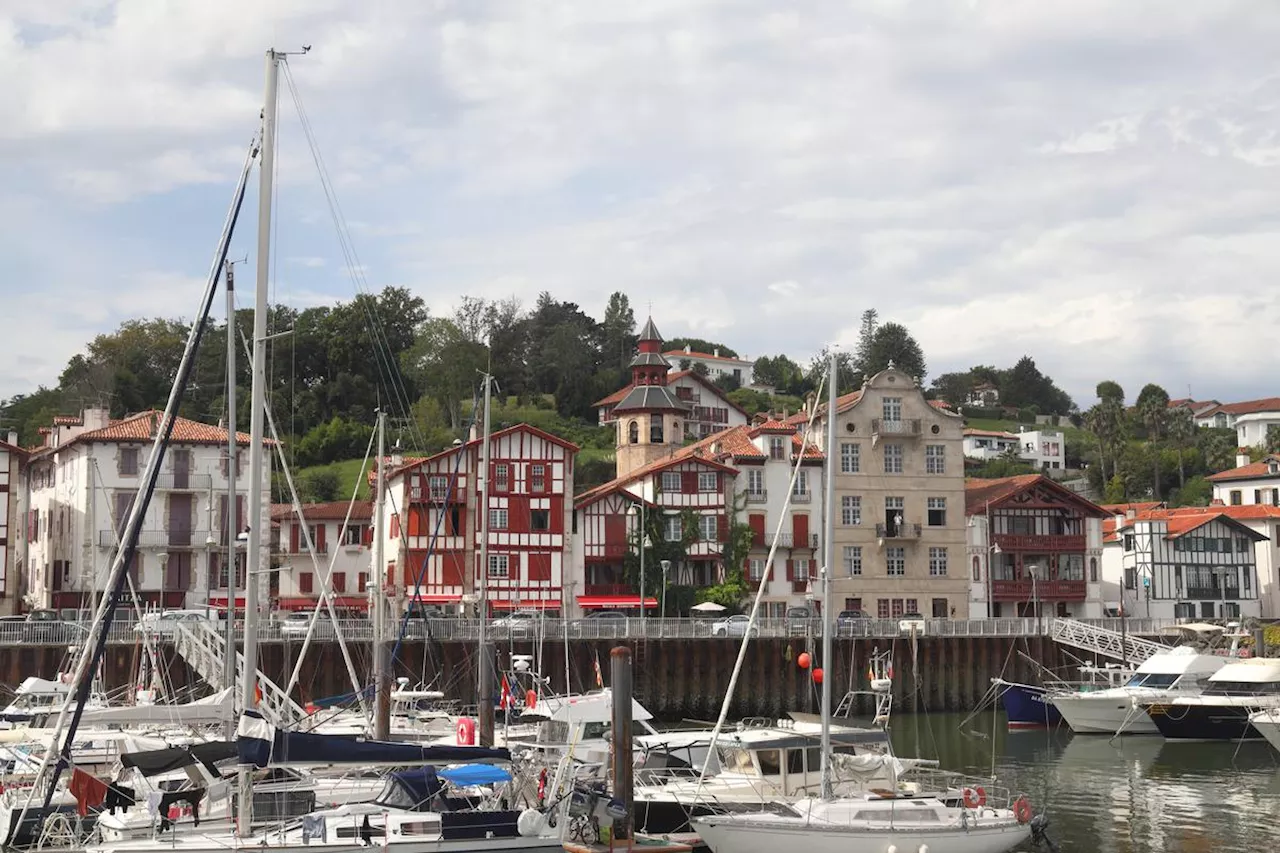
xmin=24 ymin=609 xmax=78 ymax=643
xmin=786 ymin=606 xmax=812 ymax=636
xmin=584 ymin=610 xmax=628 ymax=620
xmin=711 ymin=614 xmax=757 ymax=638
xmin=491 ymin=610 xmax=541 ymax=638
xmin=278 ymin=611 xmax=337 ymax=640
xmin=134 ymin=609 xmax=213 ymax=640
xmin=835 ymin=610 xmax=868 ymax=634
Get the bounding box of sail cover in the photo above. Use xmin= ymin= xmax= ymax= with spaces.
xmin=237 ymin=712 xmax=511 ymax=768
xmin=121 ymin=741 xmax=238 ymax=777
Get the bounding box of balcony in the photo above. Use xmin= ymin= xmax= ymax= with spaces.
xmin=584 ymin=583 xmax=634 ymax=596
xmin=875 ymin=522 xmax=922 ymax=540
xmin=1185 ymin=586 xmax=1242 ymax=601
xmin=994 ymin=533 xmax=1086 ymax=551
xmin=991 ymin=579 xmax=1087 ymax=602
xmin=745 ymin=490 xmax=768 ymax=505
xmin=871 ymin=419 xmax=922 ymax=441
xmin=98 ymin=529 xmax=213 ymax=549
xmin=791 ymin=491 xmax=812 ymax=504
xmin=152 ymin=474 xmax=213 ymax=491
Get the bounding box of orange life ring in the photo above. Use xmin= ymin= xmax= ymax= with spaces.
xmin=526 ymin=689 xmax=538 ymax=710
xmin=1013 ymin=796 xmax=1032 ymax=824
xmin=456 ymin=717 xmax=476 ymax=746
xmin=962 ymin=786 xmax=986 ymax=809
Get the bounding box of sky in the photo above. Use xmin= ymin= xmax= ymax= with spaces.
xmin=3 ymin=1 xmax=1280 ymax=410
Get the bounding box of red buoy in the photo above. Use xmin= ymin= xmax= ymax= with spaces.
xmin=797 ymin=652 xmax=811 ymax=670
xmin=812 ymin=668 xmax=824 ymax=684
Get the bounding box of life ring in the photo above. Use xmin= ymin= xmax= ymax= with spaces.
xmin=1013 ymin=796 xmax=1032 ymax=824
xmin=962 ymin=787 xmax=986 ymax=809
xmin=456 ymin=717 xmax=477 ymax=746
xmin=537 ymin=768 xmax=548 ymax=805
xmin=526 ymin=689 xmax=537 ymax=710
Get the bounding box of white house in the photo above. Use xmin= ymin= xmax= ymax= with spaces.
xmin=595 ymin=370 xmax=749 ymax=439
xmin=962 ymin=429 xmax=1020 ymax=461
xmin=1207 ymin=453 xmax=1280 ymax=507
xmin=1193 ymin=397 xmax=1280 ymax=436
xmin=1 ymin=433 xmax=26 ymax=615
xmin=22 ymin=408 xmax=267 ymax=614
xmin=663 ymin=345 xmax=759 ymax=389
xmin=1101 ymin=507 xmax=1267 ymax=620
xmin=1018 ymin=428 xmax=1065 ymax=472
xmin=966 ymin=382 xmax=999 ymax=408
xmin=271 ymin=501 xmax=373 ymax=610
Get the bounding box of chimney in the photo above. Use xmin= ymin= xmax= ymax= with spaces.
xmin=1211 ymin=498 xmax=1224 ymax=506
xmin=1125 ymin=509 xmax=1136 ymax=520
xmin=82 ymin=407 xmax=110 ymax=431
xmin=713 ymin=348 xmax=720 ymax=357
xmin=6 ymin=431 xmax=16 ymax=447
xmin=468 ymin=422 xmax=480 ymax=443
xmin=1237 ymin=450 xmax=1251 ymax=468
xmin=684 ymin=344 xmax=691 ymax=353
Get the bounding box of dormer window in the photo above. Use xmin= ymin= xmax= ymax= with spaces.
xmin=1269 ymin=460 xmax=1279 ymax=475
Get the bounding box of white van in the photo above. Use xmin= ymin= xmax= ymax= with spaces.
xmin=133 ymin=609 xmax=214 ymax=639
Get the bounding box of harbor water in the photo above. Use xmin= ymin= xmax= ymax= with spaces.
xmin=890 ymin=712 xmax=1280 ymax=853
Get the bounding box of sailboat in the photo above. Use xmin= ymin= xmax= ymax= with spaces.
xmin=691 ymin=350 xmax=1038 ymax=853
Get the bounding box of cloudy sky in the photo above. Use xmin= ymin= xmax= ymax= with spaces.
xmin=3 ymin=1 xmax=1279 ymax=409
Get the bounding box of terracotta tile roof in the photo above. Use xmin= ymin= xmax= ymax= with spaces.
xmin=271 ymin=500 xmax=373 ymax=522
xmin=51 ymin=415 xmax=82 ymax=426
xmin=964 ymin=474 xmax=1110 ymax=518
xmin=962 ymin=428 xmax=1018 ymax=439
xmin=574 ymin=428 xmax=746 ymax=508
xmin=751 ymin=419 xmax=793 ymax=433
xmin=593 ymin=386 xmax=630 ymax=408
xmin=662 ymin=349 xmax=753 ymax=365
xmin=33 ymin=410 xmax=270 ymax=458
xmin=1103 ymin=505 xmax=1275 ymax=543
xmin=388 ymin=423 xmax=580 ymax=482
xmin=1206 ymin=456 xmax=1280 ymax=483
xmin=1099 ymin=501 xmax=1164 ymax=516
xmin=1199 ymin=397 xmax=1280 ymax=418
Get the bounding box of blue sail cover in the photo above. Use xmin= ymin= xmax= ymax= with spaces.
xmin=438 ymin=764 xmax=513 ymax=787
xmin=237 ymin=712 xmax=512 ymax=768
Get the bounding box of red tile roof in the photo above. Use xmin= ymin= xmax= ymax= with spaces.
xmin=1199 ymin=397 xmax=1280 ymax=418
xmin=964 ymin=474 xmax=1110 ymax=518
xmin=751 ymin=419 xmax=793 ymax=433
xmin=1098 ymin=501 xmax=1164 ymax=515
xmin=51 ymin=415 xmax=82 ymax=426
xmin=388 ymin=423 xmax=580 ymax=482
xmin=33 ymin=410 xmax=269 ymax=458
xmin=1206 ymin=456 xmax=1280 ymax=483
xmin=271 ymin=500 xmax=373 ymax=522
xmin=662 ymin=349 xmax=753 ymax=365
xmin=1103 ymin=505 xmax=1276 ymax=543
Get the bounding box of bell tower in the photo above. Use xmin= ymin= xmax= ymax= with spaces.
xmin=612 ymin=317 xmax=689 ymax=478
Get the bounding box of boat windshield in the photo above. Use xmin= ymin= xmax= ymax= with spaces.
xmin=1203 ymin=680 xmax=1280 ymax=697
xmin=1125 ymin=673 xmax=1180 ymax=689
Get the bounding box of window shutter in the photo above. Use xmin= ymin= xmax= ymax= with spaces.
xmin=786 ymin=559 xmax=795 ymax=581
xmin=363 ymin=525 xmax=373 ymax=547
xmin=716 ymin=514 xmax=728 ymax=542
xmin=219 ymin=496 xmax=229 ymax=538
xmin=681 ymin=471 xmax=697 ymax=493
xmin=390 ymin=513 xmax=401 ymax=538
xmin=748 ymin=514 xmax=765 ymax=546
xmin=316 ymin=523 xmax=326 ymax=553
xmin=236 ymin=496 xmax=246 ymax=534
xmin=289 ymin=524 xmax=299 ymax=554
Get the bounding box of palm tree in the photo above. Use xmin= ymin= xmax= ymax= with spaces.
xmin=1166 ymin=409 xmax=1195 ymax=489
xmin=1135 ymin=384 xmax=1171 ymax=500
xmin=1085 ymin=399 xmax=1126 ymax=487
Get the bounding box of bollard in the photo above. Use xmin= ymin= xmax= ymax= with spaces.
xmin=611 ymin=645 xmax=633 ymax=841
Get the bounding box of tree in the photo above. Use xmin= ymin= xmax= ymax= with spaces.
xmin=1166 ymin=409 xmax=1196 ymax=489
xmin=1135 ymin=383 xmax=1171 ymax=500
xmin=1095 ymin=380 xmax=1125 ymax=405
xmin=852 ymin=309 xmax=878 ymax=380
xmin=807 ymin=348 xmax=859 ymax=396
xmin=404 ymin=317 xmax=488 ymax=430
xmin=690 ymin=362 xmax=710 ymax=378
xmin=753 ymin=354 xmax=807 ymax=395
xmin=663 ymin=338 xmax=738 ymax=358
xmin=1266 ymin=425 xmax=1280 ymax=454
xmin=930 ymin=371 xmax=973 ymax=407
xmin=862 ymin=322 xmax=927 ymax=384
xmin=712 ymin=373 xmax=741 ymax=393
xmin=1170 ymin=475 xmax=1213 ymax=508
xmin=600 ymin=292 xmax=637 ymax=374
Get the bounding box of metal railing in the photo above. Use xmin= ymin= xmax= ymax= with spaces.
xmin=871 ymin=418 xmax=923 ymax=437
xmin=152 ymin=474 xmax=214 ymax=491
xmin=0 ymin=615 xmax=1196 ymax=646
xmin=97 ymin=529 xmax=214 ymax=548
xmin=875 ymin=522 xmax=922 ymax=539
xmin=745 ymin=490 xmax=768 ymax=504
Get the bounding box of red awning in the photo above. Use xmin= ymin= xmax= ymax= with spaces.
xmin=207 ymin=597 xmax=247 ymax=609
xmin=577 ymin=595 xmax=658 ymax=609
xmin=277 ymin=596 xmax=369 ymax=611
xmin=410 ymin=593 xmax=463 ymax=604
xmin=492 ymin=599 xmax=561 ymax=610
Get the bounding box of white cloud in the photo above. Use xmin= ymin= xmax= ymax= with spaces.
xmin=4 ymin=0 xmax=1280 ymax=408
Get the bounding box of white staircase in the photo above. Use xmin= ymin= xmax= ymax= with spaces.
xmin=172 ymin=622 xmax=305 ymax=726
xmin=1050 ymin=618 xmax=1166 ymax=664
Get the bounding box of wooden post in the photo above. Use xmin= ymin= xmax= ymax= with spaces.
xmin=611 ymin=646 xmax=634 ymax=841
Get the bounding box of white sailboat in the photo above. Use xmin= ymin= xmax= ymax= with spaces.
xmin=692 ymin=351 xmax=1037 ymax=853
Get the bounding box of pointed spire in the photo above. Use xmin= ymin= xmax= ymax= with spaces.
xmin=638 ymin=316 xmax=662 ymax=343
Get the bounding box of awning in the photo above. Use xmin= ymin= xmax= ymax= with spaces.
xmin=409 ymin=593 xmax=463 ymax=604
xmin=492 ymin=599 xmax=561 ymax=610
xmin=207 ymin=597 xmax=246 ymax=609
xmin=277 ymin=596 xmax=369 ymax=611
xmin=577 ymin=595 xmax=657 ymax=609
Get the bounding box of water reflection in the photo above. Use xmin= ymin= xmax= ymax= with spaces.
xmin=880 ymin=713 xmax=1280 ymax=853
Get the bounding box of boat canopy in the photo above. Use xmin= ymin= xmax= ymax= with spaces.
xmin=120 ymin=741 xmax=237 ymax=777
xmin=375 ymin=769 xmax=444 ymax=811
xmin=237 ymin=712 xmax=511 ymax=767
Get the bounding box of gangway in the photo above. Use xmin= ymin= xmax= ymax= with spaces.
xmin=172 ymin=621 xmax=305 ymax=726
xmin=1050 ymin=618 xmax=1167 ymax=665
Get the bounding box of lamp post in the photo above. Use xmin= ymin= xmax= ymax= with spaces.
xmin=660 ymin=560 xmax=671 ymax=619
xmin=1028 ymin=563 xmax=1041 ymax=635
xmin=628 ymin=504 xmax=648 ymax=620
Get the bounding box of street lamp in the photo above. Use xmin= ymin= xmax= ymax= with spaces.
xmin=660 ymin=560 xmax=671 ymax=618
xmin=628 ymin=504 xmax=650 ymax=620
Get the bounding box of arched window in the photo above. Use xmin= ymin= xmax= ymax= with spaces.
xmin=1089 ymin=557 xmax=1098 ymax=583
xmin=972 ymin=556 xmax=981 ymax=582
xmin=628 ymin=420 xmax=639 ymax=444
xmin=650 ymin=416 xmax=665 ymax=445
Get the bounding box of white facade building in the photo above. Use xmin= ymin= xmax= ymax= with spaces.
xmin=271 ymin=501 xmax=374 ymax=609
xmin=961 ymin=429 xmax=1020 ymax=461
xmin=1208 ymin=453 xmax=1280 ymax=507
xmin=22 ymin=408 xmax=266 ymax=614
xmin=1018 ymin=428 xmax=1065 ymax=472
xmin=663 ymin=345 xmax=759 ymax=388
xmin=1 ymin=433 xmax=26 ymax=615
xmin=1236 ymin=407 xmax=1280 ymax=449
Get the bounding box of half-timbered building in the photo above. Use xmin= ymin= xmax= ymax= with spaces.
xmin=965 ymin=474 xmax=1111 ymax=619
xmin=383 ymin=424 xmax=577 ymax=615
xmin=0 ymin=433 xmax=26 ymax=615
xmin=1101 ymin=507 xmax=1268 ymax=620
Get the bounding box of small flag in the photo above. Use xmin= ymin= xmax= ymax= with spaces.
xmin=254 ymin=682 xmax=263 ymax=706
xmin=593 ymin=653 xmax=604 ymax=689
xmin=868 ymin=665 xmax=874 ymax=682
xmin=500 ymin=675 xmax=512 ymax=710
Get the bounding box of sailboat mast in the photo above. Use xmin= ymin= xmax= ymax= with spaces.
xmin=477 ymin=373 xmax=495 ymax=747
xmin=224 ymin=259 xmax=238 ymax=741
xmin=819 ymin=347 xmax=838 ymax=800
xmin=237 ymin=47 xmax=280 ymax=836
xmin=373 ymin=409 xmax=391 ymax=738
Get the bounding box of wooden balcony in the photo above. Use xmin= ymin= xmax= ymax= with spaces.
xmin=991 ymin=579 xmax=1086 ymax=602
xmin=993 ymin=533 xmax=1086 ymax=551
xmin=584 ymin=583 xmax=633 ymax=596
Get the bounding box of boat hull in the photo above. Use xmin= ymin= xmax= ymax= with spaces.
xmin=694 ymin=816 xmax=1031 ymax=853
xmin=1251 ymin=711 xmax=1280 ymax=751
xmin=999 ymin=684 xmax=1061 ymax=728
xmin=1145 ymin=703 xmax=1263 ymax=740
xmin=1051 ymin=693 xmax=1158 ymax=735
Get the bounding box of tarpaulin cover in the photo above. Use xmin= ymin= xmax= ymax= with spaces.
xmin=438 ymin=764 xmax=513 ymax=787
xmin=120 ymin=741 xmax=237 ymax=777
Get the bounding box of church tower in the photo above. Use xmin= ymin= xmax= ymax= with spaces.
xmin=612 ymin=317 xmax=690 ymax=478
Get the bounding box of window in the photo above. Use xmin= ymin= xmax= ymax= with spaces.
xmin=972 ymin=556 xmax=981 ymax=581
xmin=698 ymin=472 xmax=718 ymax=492
xmin=1237 ymin=537 xmax=1250 ymax=553
xmin=488 ymin=509 xmax=508 ymax=530
xmin=308 ymin=524 xmax=327 ymax=553
xmin=530 ymin=464 xmax=546 ymax=491
xmin=841 ymin=496 xmax=861 ymax=526
xmin=531 ymin=510 xmax=550 ymax=531
xmin=748 ymin=559 xmax=765 ymax=581
xmin=358 ymin=572 xmax=368 ymax=593
xmin=650 ymin=418 xmax=665 ymax=444
xmin=119 ymin=447 xmax=140 ymax=476
xmin=883 ymin=444 xmax=903 ymax=474
xmin=792 ymin=470 xmax=809 ymax=497
xmin=628 ymin=421 xmax=639 ymax=444
xmin=661 ymin=471 xmax=682 ymax=493
xmin=925 ymin=445 xmax=945 ymax=474
xmin=769 ymin=437 xmax=786 ymax=460
xmin=882 ymin=397 xmax=902 ymax=422
xmin=840 ymin=442 xmax=860 ymax=474
xmin=428 ymin=475 xmax=449 ymax=500
xmin=343 ymin=525 xmax=366 ymax=546
xmin=747 ymin=469 xmax=765 ymax=496
xmin=932 ymin=598 xmax=949 ymax=618
xmin=494 ymin=464 xmax=509 ymax=491
xmin=886 ymin=546 xmax=905 ymax=576
xmin=1124 ymin=567 xmax=1136 ymax=590
xmin=928 ymin=547 xmax=947 ymax=577
xmin=843 ymin=546 xmax=862 ymax=577
xmin=663 ymin=515 xmax=683 ymax=542
xmin=845 ymin=597 xmax=863 ymax=613
xmin=877 ymin=599 xmax=890 ymax=619
xmin=927 ymin=497 xmax=946 ymax=527
xmin=1123 ymin=534 xmax=1134 ymax=552
xmin=488 ymin=554 xmax=509 ymax=578
xmin=1059 ymin=554 xmax=1084 ymax=581
xmin=299 ymin=572 xmax=314 ymax=594
xmin=333 ymin=572 xmax=347 ymax=593
xmin=698 ymin=514 xmax=717 ymax=541
xmin=1089 ymin=557 xmax=1098 ymax=582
